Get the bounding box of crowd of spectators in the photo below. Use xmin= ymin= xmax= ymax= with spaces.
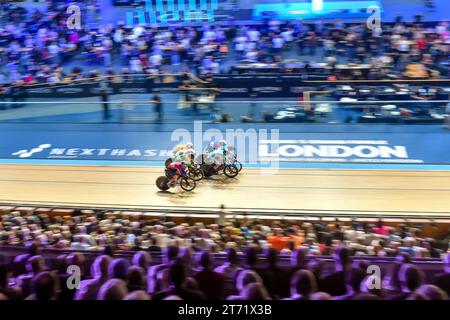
xmin=0 ymin=208 xmax=449 ymax=300
xmin=0 ymin=240 xmax=449 ymax=300
xmin=1 ymin=1 xmax=450 ymax=89
xmin=1 ymin=209 xmax=449 ymax=258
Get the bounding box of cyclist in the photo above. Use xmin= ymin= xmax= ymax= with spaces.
xmin=165 ymin=161 xmax=187 ymax=187
xmin=175 ymin=148 xmax=196 ymax=164
xmin=172 ymin=142 xmax=194 ymax=156
xmin=208 ymin=139 xmax=228 ymax=172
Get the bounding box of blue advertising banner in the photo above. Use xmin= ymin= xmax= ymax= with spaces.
xmin=1 ymin=126 xmax=449 ymax=165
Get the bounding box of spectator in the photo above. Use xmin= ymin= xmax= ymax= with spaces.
xmin=0 ymin=261 xmax=20 ymax=300
xmin=108 ymin=258 xmax=129 ymax=281
xmin=152 ymin=92 xmax=163 ymax=122
xmin=334 ymin=267 xmax=367 ymax=300
xmin=123 ymin=290 xmax=151 ymax=300
xmin=387 ymin=264 xmax=425 ymax=300
xmin=415 ymin=284 xmax=448 ymax=300
xmin=214 ymin=248 xmax=242 ymax=296
xmin=193 ymin=251 xmax=225 ymax=300
xmin=126 ymin=266 xmax=146 ymax=292
xmin=26 ymin=271 xmax=57 ymax=300
xmin=285 ymin=270 xmax=318 ymax=300
xmin=148 ymin=245 xmax=179 ymax=294
xmin=97 ymin=279 xmax=128 ymax=300
xmin=227 ymin=270 xmax=263 ymax=300
xmin=75 ymin=255 xmax=112 ymax=300
xmin=241 ymin=283 xmax=271 ymax=300
xmin=152 ymin=259 xmax=206 ymax=300
xmin=433 ymin=253 xmax=450 ymax=296
xmin=259 ymin=248 xmax=289 ymax=298
xmin=132 ymin=251 xmax=151 ymax=271
xmin=320 ymin=247 xmax=351 ymax=296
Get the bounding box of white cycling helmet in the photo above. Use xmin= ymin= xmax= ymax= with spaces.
xmin=219 ymin=139 xmax=227 ymax=145
xmin=186 ymin=142 xmax=193 ymax=149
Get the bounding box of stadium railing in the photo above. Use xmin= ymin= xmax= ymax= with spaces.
xmin=1 ymin=99 xmax=448 ymax=125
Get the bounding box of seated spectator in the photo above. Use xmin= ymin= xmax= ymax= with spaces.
xmin=214 ymin=248 xmax=242 ymax=296
xmin=319 ymin=247 xmax=351 ymax=296
xmin=285 ymin=270 xmax=318 ymax=300
xmin=259 ymin=248 xmax=289 ymax=298
xmin=243 ymin=247 xmax=261 ymax=273
xmin=241 ymin=283 xmax=271 ymax=300
xmin=17 ymin=255 xmax=47 ymax=298
xmin=59 ymin=253 xmax=86 ymax=300
xmin=334 ymin=267 xmax=366 ymax=300
xmin=193 ymin=251 xmax=225 ymax=300
xmin=97 ymin=279 xmax=128 ymax=300
xmin=75 ymin=255 xmax=112 ymax=300
xmin=108 ymin=258 xmax=129 ymax=281
xmin=290 ymin=248 xmax=309 ymax=273
xmin=415 ymin=284 xmax=448 ymax=300
xmin=148 ymin=245 xmax=179 ymax=294
xmin=126 ymin=266 xmax=146 ymax=292
xmin=383 ymin=253 xmax=411 ymax=293
xmin=0 ymin=262 xmax=20 ymax=300
xmin=132 ymin=251 xmax=151 ymax=271
xmin=26 ymin=271 xmax=58 ymax=300
xmin=433 ymin=253 xmax=450 ymax=296
xmin=152 ymin=259 xmax=206 ymax=301
xmin=227 ymin=270 xmax=263 ymax=300
xmin=387 ymin=264 xmax=425 ymax=300
xmin=123 ymin=290 xmax=151 ymax=300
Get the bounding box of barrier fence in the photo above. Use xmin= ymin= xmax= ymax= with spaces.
xmin=2 ymin=73 xmax=450 ymax=99
xmin=0 ymin=99 xmax=448 ymax=125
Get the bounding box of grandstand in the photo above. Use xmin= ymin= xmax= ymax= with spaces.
xmin=0 ymin=0 xmax=449 ymax=305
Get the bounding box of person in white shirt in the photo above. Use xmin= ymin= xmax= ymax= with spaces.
xmin=130 ymin=57 xmax=142 ymax=73
xmin=281 ymin=28 xmax=294 ymax=43
xmin=247 ymin=29 xmax=260 ymax=42
xmin=272 ymin=36 xmax=284 ymax=53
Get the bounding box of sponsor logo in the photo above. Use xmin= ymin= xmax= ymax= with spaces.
xmin=258 ymin=140 xmax=423 ymax=163
xmin=12 ymin=144 xmax=52 ymax=158
xmin=12 ymin=144 xmax=172 ymax=159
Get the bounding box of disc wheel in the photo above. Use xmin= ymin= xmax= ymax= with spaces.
xmin=156 ymin=176 xmax=170 ymax=191
xmin=223 ymin=164 xmax=239 ymax=178
xmin=179 ymin=177 xmax=196 ymax=191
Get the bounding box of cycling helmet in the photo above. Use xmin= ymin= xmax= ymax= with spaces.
xmin=186 ymin=142 xmax=193 ymax=149
xmin=219 ymin=139 xmax=227 ymax=146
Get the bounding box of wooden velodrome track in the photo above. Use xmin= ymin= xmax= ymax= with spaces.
xmin=0 ymin=164 xmax=449 ymax=218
